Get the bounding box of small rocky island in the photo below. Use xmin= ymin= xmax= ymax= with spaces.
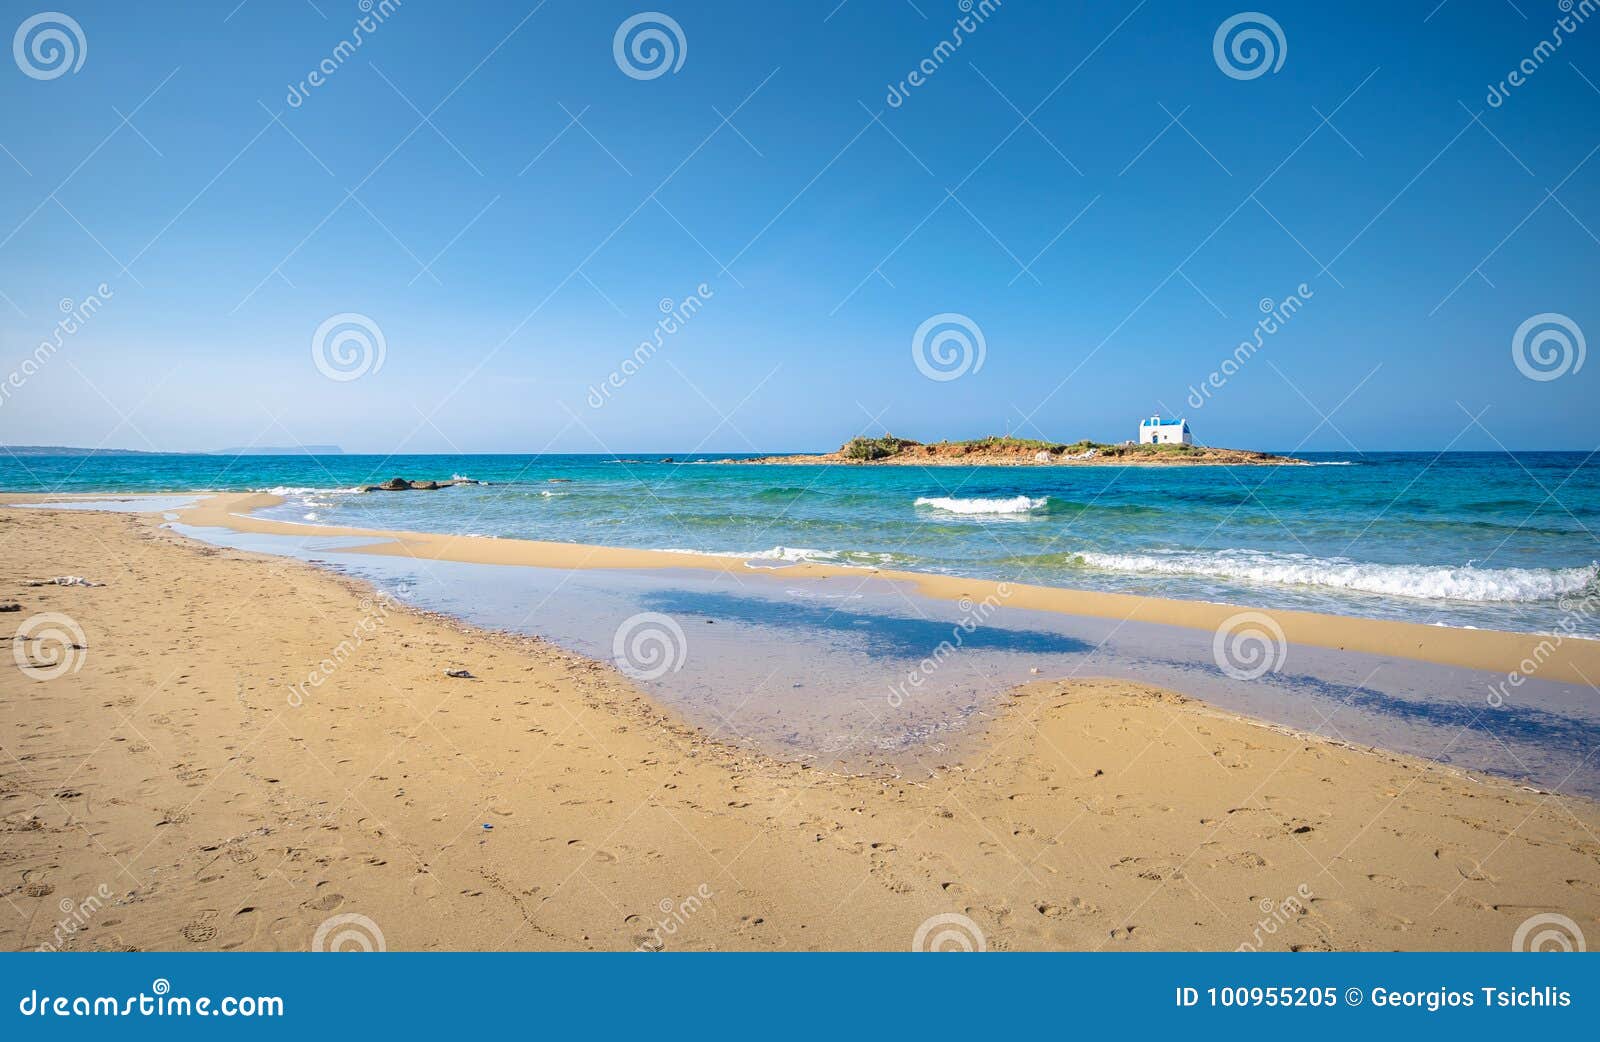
xmin=361 ymin=476 xmax=487 ymax=492
xmin=732 ymin=435 xmax=1302 ymax=467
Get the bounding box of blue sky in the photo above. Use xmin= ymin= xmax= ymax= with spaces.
xmin=0 ymin=0 xmax=1596 ymax=453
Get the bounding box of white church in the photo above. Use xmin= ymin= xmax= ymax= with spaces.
xmin=1139 ymin=415 xmax=1193 ymax=445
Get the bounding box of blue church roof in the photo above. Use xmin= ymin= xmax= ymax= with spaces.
xmin=1141 ymin=417 xmax=1187 ymax=427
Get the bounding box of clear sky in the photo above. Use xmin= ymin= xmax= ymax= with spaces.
xmin=0 ymin=0 xmax=1596 ymax=453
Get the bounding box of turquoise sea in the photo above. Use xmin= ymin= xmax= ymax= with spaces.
xmin=9 ymin=449 xmax=1600 ymax=792
xmin=5 ymin=450 xmax=1595 ymax=636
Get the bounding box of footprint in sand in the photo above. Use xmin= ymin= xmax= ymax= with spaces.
xmin=218 ymin=906 xmax=262 ymax=951
xmin=180 ymin=909 xmax=219 ymax=944
xmin=1434 ymin=849 xmax=1497 ymax=883
xmin=303 ymin=889 xmax=345 ymax=912
xmin=564 ymin=840 xmax=619 ymax=864
xmin=1307 ymin=896 xmax=1353 ymax=918
xmin=1035 ymin=897 xmax=1098 ymax=918
xmin=1364 ymin=873 xmax=1438 ymax=896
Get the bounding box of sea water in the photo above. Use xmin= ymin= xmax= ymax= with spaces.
xmin=7 ymin=450 xmax=1597 ymax=635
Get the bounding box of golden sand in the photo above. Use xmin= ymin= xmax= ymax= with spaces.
xmin=2 ymin=500 xmax=1597 ymax=951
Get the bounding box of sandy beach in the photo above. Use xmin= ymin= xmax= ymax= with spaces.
xmin=2 ymin=498 xmax=1598 ymax=952
xmin=172 ymin=493 xmax=1600 ymax=685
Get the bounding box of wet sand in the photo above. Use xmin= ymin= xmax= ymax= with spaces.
xmin=2 ymin=499 xmax=1598 ymax=951
xmin=165 ymin=492 xmax=1600 ymax=685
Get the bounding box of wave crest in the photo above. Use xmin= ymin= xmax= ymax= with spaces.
xmin=1069 ymin=548 xmax=1598 ymax=603
xmin=657 ymin=545 xmax=900 ymax=568
xmin=915 ymin=495 xmax=1046 ymax=515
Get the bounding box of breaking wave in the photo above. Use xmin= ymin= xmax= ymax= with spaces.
xmin=914 ymin=495 xmax=1047 ymax=515
xmin=1068 ymin=548 xmax=1598 ymax=603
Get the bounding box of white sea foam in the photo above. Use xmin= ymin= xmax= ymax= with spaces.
xmin=262 ymin=485 xmax=362 ymax=496
xmin=1071 ymin=548 xmax=1598 ymax=603
xmin=657 ymin=545 xmax=898 ymax=567
xmin=914 ymin=495 xmax=1046 ymax=515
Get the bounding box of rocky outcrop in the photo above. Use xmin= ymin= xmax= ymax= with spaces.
xmin=362 ymin=476 xmax=485 ymax=492
xmin=729 ymin=436 xmax=1302 ymax=467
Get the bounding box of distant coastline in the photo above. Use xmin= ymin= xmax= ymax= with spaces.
xmin=1 ymin=444 xmax=345 ymax=457
xmin=728 ymin=435 xmax=1303 ymax=467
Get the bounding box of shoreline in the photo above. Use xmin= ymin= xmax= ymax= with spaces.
xmin=3 ymin=499 xmax=1599 ymax=951
xmin=138 ymin=492 xmax=1600 ymax=684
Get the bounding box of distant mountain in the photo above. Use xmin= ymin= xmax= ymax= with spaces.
xmin=2 ymin=445 xmax=173 ymax=456
xmin=2 ymin=444 xmax=345 ymax=456
xmin=212 ymin=446 xmax=345 ymax=456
